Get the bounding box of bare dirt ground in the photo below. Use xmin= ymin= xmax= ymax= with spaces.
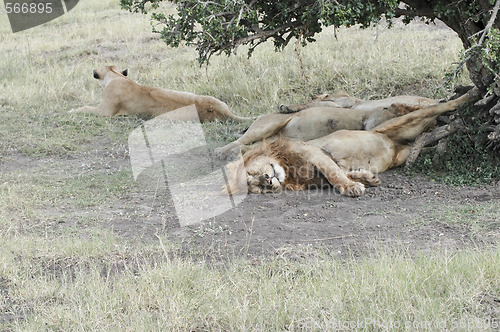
xmin=55 ymin=154 xmax=500 ymax=260
xmin=3 ymin=132 xmax=499 ymax=261
xmin=168 ymin=170 xmax=500 ymax=259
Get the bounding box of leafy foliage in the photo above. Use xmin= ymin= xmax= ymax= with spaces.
xmin=121 ymin=0 xmax=400 ymax=64
xmin=121 ymin=0 xmax=500 ymax=93
xmin=407 ymin=104 xmax=500 ymax=185
xmin=444 ymin=27 xmax=500 ymax=94
xmin=481 ymin=27 xmax=500 ymax=95
xmin=121 ymin=0 xmax=500 ymax=167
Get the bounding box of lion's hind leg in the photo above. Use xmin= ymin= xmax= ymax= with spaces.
xmin=372 ymin=89 xmax=479 ymax=144
xmin=346 ymin=169 xmax=380 ymax=187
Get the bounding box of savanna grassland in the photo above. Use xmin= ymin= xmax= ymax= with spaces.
xmin=0 ymin=0 xmax=499 ymax=330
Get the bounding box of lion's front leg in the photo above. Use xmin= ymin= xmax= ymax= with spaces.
xmin=68 ymin=104 xmax=118 ymax=117
xmin=69 ymin=95 xmax=120 ymax=117
xmin=291 ymin=142 xmax=366 ymax=197
xmin=278 ymin=103 xmax=307 ymax=113
xmin=215 ymin=113 xmax=292 ymax=160
xmin=214 ymin=142 xmax=242 ymax=161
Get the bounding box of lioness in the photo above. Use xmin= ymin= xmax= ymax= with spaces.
xmin=215 ymin=102 xmax=428 ymax=160
xmin=225 ymin=89 xmax=479 ymax=197
xmin=279 ymin=91 xmax=438 ymax=113
xmin=69 ymin=66 xmax=252 ymax=123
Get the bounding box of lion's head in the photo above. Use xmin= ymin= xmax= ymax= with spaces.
xmin=314 ymin=91 xmax=361 ymax=108
xmin=224 ymin=138 xmax=328 ymax=195
xmin=244 ymin=155 xmax=286 ymax=193
xmin=92 ymin=66 xmax=129 ymax=87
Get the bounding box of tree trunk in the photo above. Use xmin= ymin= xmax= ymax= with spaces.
xmin=402 ymin=1 xmax=498 ymax=91
xmin=401 ymin=0 xmax=500 ymax=152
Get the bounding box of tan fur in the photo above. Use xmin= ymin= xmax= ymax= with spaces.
xmin=226 ymin=90 xmax=479 ymax=197
xmin=279 ymin=91 xmax=438 ymax=113
xmin=69 ymin=66 xmax=252 ymax=123
xmin=215 ymin=102 xmax=428 ymax=160
xmin=243 ymin=139 xmax=328 ymax=193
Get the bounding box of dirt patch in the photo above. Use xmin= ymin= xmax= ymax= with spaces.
xmin=4 ymin=148 xmax=498 ymax=260
xmin=166 ymin=170 xmax=499 ymax=259
xmin=0 ymin=277 xmax=26 ymax=327
xmin=102 ymin=165 xmax=499 ymax=259
xmin=0 ymin=154 xmax=42 ymax=173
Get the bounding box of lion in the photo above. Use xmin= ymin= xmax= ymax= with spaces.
xmin=214 ymin=101 xmax=431 ymax=160
xmin=224 ymin=89 xmax=479 ymax=197
xmin=279 ymin=90 xmax=438 ymax=113
xmin=69 ymin=66 xmax=252 ymax=123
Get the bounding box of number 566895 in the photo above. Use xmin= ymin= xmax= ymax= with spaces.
xmin=5 ymin=2 xmax=53 ymax=14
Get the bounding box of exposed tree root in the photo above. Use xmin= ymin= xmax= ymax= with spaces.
xmin=405 ymin=119 xmax=466 ymax=167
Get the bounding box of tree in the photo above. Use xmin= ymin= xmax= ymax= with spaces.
xmin=121 ymin=0 xmax=500 ymax=153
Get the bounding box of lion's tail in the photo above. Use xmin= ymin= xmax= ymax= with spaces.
xmin=229 ymin=114 xmax=256 ymax=122
xmin=208 ymin=97 xmax=256 ymax=123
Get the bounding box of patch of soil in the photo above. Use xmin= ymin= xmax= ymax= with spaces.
xmin=0 ymin=154 xmax=42 ymax=173
xmin=168 ymin=170 xmax=499 ymax=259
xmin=106 ymin=166 xmax=499 ymax=259
xmin=4 ymin=149 xmax=499 ymax=260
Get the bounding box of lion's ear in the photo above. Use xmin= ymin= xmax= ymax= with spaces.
xmin=122 ymin=69 xmax=128 ymax=77
xmin=314 ymin=93 xmax=329 ymax=100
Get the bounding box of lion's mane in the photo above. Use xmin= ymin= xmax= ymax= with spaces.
xmin=242 ymin=138 xmax=328 ymax=191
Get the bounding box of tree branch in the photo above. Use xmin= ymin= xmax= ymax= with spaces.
xmin=405 ymin=119 xmax=465 ymax=167
xmin=438 ymin=0 xmax=500 ymax=93
xmin=399 ymin=0 xmax=437 ymax=18
xmin=478 ymin=0 xmax=500 ymax=45
xmin=233 ymin=21 xmax=307 ymax=49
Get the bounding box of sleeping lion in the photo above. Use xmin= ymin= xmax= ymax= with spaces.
xmin=278 ymin=90 xmax=438 ymax=113
xmin=225 ymin=89 xmax=479 ymax=197
xmin=215 ymin=93 xmax=438 ymax=159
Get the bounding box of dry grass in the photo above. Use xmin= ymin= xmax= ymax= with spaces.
xmin=1 ymin=238 xmax=498 ymax=331
xmin=0 ymin=0 xmax=497 ymax=331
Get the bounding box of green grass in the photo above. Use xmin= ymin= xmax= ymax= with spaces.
xmin=0 ymin=162 xmax=134 ymax=224
xmin=0 ymin=0 xmax=498 ymax=330
xmin=406 ymin=103 xmax=500 ymax=185
xmin=428 ymin=203 xmax=500 ymax=237
xmin=1 ymin=240 xmax=498 ymax=331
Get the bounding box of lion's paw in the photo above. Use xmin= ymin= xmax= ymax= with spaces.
xmin=214 ymin=147 xmax=229 ymax=160
xmin=213 ymin=146 xmax=224 ymax=157
xmin=368 ymin=173 xmax=381 ymax=187
xmin=278 ymin=104 xmax=294 ymax=114
xmin=214 ymin=146 xmax=240 ymax=161
xmin=338 ymin=182 xmax=365 ymax=197
xmin=347 ymin=170 xmax=380 ymax=187
xmin=278 ymin=104 xmax=287 ymax=111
